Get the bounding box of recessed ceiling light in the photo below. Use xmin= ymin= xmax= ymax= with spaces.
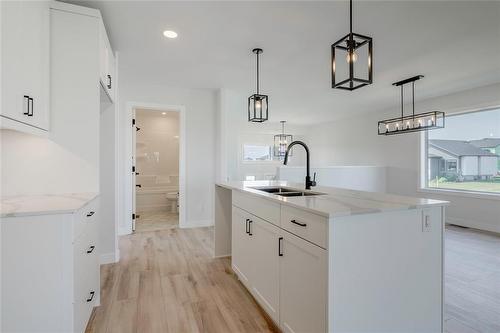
xmin=162 ymin=112 xmax=167 ymax=115
xmin=163 ymin=30 xmax=178 ymax=39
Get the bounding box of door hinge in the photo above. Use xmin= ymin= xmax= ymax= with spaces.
xmin=132 ymin=213 xmax=136 ymax=220
xmin=132 ymin=166 xmax=135 ymax=172
xmin=132 ymin=119 xmax=136 ymax=126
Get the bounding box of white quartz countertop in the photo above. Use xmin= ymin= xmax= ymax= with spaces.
xmin=0 ymin=192 xmax=99 ymax=218
xmin=217 ymin=181 xmax=448 ymax=218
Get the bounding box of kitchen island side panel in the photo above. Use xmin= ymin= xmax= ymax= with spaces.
xmin=328 ymin=206 xmax=443 ymax=333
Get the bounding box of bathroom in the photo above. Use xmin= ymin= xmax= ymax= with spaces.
xmin=134 ymin=108 xmax=180 ymax=232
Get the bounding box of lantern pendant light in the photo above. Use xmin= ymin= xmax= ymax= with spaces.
xmin=378 ymin=75 xmax=445 ymax=135
xmin=248 ymin=48 xmax=268 ymax=122
xmin=274 ymin=121 xmax=293 ymax=159
xmin=331 ymin=0 xmax=373 ymax=90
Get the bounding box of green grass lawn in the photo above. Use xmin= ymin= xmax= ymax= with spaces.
xmin=428 ymin=178 xmax=500 ymax=193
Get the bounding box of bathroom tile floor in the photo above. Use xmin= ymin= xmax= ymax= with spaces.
xmin=135 ymin=211 xmax=178 ymax=233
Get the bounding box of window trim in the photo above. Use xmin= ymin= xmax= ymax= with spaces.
xmin=419 ymin=106 xmax=500 ymax=199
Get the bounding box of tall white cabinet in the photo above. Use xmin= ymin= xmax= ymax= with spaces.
xmin=1 ymin=0 xmax=50 ymax=132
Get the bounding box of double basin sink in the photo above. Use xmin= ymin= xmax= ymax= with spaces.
xmin=251 ymin=186 xmax=326 ymax=197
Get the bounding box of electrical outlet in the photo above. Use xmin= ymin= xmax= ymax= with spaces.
xmin=422 ymin=214 xmax=431 ymax=232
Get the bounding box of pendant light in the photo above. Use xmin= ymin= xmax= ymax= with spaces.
xmin=274 ymin=121 xmax=293 ymax=158
xmin=248 ymin=48 xmax=268 ymax=122
xmin=331 ymin=0 xmax=373 ymax=91
xmin=378 ymin=75 xmax=445 ymax=135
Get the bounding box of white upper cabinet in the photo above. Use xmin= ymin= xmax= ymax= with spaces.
xmin=99 ymin=21 xmax=115 ymax=102
xmin=1 ymin=0 xmax=50 ymax=132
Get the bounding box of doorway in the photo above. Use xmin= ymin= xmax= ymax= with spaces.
xmin=129 ymin=104 xmax=186 ymax=233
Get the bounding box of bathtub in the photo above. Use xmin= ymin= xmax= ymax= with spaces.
xmin=136 ymin=175 xmax=178 ymax=213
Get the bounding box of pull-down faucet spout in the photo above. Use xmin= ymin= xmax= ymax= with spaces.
xmin=283 ymin=141 xmax=316 ymax=190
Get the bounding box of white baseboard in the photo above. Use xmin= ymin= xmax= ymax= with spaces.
xmin=181 ymin=219 xmax=213 ymax=229
xmin=100 ymin=252 xmax=118 ymax=265
xmin=447 ymin=216 xmax=500 ymax=234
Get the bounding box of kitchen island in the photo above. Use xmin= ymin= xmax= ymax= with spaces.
xmin=214 ymin=180 xmax=448 ymax=333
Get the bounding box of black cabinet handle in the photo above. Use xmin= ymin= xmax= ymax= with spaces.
xmin=136 ymin=184 xmax=142 ymax=188
xmin=290 ymin=219 xmax=307 ymax=227
xmin=86 ymin=211 xmax=95 ymax=217
xmin=278 ymin=237 xmax=283 ymax=256
xmin=87 ymin=245 xmax=95 ymax=254
xmin=245 ymin=219 xmax=249 ymax=234
xmin=28 ymin=97 xmax=33 ymax=116
xmin=86 ymin=291 xmax=95 ymax=302
xmin=107 ymin=74 xmax=111 ymax=89
xmin=248 ymin=220 xmax=253 ymax=236
xmin=23 ymin=95 xmax=30 ymax=115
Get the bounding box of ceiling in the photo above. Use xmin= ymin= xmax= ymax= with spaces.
xmin=71 ymin=1 xmax=500 ymax=125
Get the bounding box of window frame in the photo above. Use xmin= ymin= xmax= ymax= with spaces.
xmin=419 ymin=106 xmax=500 ymax=200
xmin=241 ymin=143 xmax=277 ymax=164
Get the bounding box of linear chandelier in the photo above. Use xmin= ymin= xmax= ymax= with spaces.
xmin=378 ymin=75 xmax=445 ymax=135
xmin=331 ymin=0 xmax=373 ymax=91
xmin=248 ymin=48 xmax=268 ymax=122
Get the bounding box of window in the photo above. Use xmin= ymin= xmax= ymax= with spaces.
xmin=424 ymin=108 xmax=500 ymax=194
xmin=242 ymin=144 xmax=273 ymax=162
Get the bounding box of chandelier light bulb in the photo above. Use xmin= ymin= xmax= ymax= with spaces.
xmin=346 ymin=51 xmax=358 ymax=63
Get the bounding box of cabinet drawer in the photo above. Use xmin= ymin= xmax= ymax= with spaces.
xmin=74 ymin=227 xmax=98 ymax=301
xmin=74 ymin=199 xmax=98 ymax=241
xmin=233 ymin=190 xmax=280 ymax=226
xmin=280 ymin=205 xmax=328 ymax=249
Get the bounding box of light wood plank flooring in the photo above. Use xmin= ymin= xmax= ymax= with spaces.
xmin=87 ymin=225 xmax=500 ymax=333
xmin=135 ymin=211 xmax=178 ymax=233
xmin=86 ymin=227 xmax=276 ymax=333
xmin=444 ymin=225 xmax=500 ymax=333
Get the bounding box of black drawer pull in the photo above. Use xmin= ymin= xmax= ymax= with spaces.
xmin=86 ymin=211 xmax=95 ymax=217
xmin=278 ymin=237 xmax=283 ymax=256
xmin=28 ymin=97 xmax=33 ymax=116
xmin=290 ymin=219 xmax=307 ymax=227
xmin=86 ymin=291 xmax=95 ymax=302
xmin=23 ymin=95 xmax=30 ymax=115
xmin=245 ymin=219 xmax=250 ymax=234
xmin=107 ymin=74 xmax=112 ymax=89
xmin=87 ymin=245 xmax=95 ymax=254
xmin=248 ymin=220 xmax=253 ymax=236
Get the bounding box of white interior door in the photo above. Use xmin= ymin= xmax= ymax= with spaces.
xmin=132 ymin=109 xmax=137 ymax=232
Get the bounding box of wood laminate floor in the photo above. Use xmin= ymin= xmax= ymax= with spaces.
xmin=444 ymin=225 xmax=500 ymax=333
xmin=87 ymin=225 xmax=500 ymax=333
xmin=135 ymin=211 xmax=179 ymax=233
xmin=86 ymin=227 xmax=276 ymax=333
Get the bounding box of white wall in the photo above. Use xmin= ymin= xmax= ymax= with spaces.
xmin=278 ymin=166 xmax=387 ymax=193
xmin=135 ymin=109 xmax=179 ymax=183
xmin=118 ymin=78 xmax=217 ymax=233
xmin=304 ymin=82 xmax=500 ymax=233
xmin=99 ymin=97 xmax=117 ymax=264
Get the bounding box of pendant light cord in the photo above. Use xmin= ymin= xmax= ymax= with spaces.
xmin=401 ymin=85 xmax=404 ymax=120
xmin=256 ymin=52 xmax=260 ymax=94
xmin=350 ymin=0 xmax=353 ymax=35
xmin=412 ymin=81 xmax=415 ymax=120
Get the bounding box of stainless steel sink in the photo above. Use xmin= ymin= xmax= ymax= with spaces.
xmin=250 ymin=187 xmax=326 ymax=197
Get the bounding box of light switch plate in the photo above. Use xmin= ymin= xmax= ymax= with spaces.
xmin=422 ymin=213 xmax=431 ymax=232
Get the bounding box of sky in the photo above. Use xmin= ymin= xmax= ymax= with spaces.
xmin=429 ymin=108 xmax=500 ymax=141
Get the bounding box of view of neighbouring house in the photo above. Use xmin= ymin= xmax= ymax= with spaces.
xmin=428 ymin=139 xmax=499 ymax=181
xmin=470 ymin=138 xmax=500 ymax=169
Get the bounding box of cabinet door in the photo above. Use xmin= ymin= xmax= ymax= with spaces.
xmin=249 ymin=217 xmax=280 ymax=324
xmin=1 ymin=0 xmax=49 ymax=130
xmin=231 ymin=207 xmax=253 ymax=287
xmin=280 ymin=231 xmax=327 ymax=333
